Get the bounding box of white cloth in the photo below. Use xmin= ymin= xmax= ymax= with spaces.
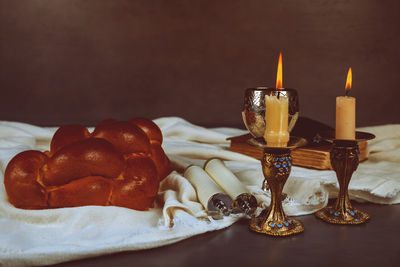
xmin=0 ymin=117 xmax=399 ymax=266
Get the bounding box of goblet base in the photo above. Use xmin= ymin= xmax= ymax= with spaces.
xmin=315 ymin=206 xmax=370 ymax=225
xmin=249 ymin=210 xmax=304 ymax=237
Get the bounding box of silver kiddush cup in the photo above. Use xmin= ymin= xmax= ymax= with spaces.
xmin=242 ymin=87 xmax=299 ymax=147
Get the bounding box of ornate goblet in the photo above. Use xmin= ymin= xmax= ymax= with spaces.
xmin=315 ymin=131 xmax=375 ymax=224
xmin=249 ymin=137 xmax=306 ymax=236
xmin=242 ymin=87 xmax=299 ymax=147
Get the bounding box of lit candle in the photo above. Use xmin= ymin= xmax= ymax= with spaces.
xmin=264 ymin=52 xmax=289 ymax=147
xmin=335 ymin=68 xmax=355 ymax=140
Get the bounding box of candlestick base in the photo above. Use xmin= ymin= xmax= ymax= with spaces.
xmin=249 ymin=146 xmax=304 ymax=237
xmin=315 ymin=206 xmax=370 ymax=224
xmin=250 ymin=210 xmax=304 ymax=236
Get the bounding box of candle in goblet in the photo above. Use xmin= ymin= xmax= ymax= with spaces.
xmin=336 ymin=67 xmax=355 ymax=140
xmin=264 ymin=52 xmax=290 ymax=147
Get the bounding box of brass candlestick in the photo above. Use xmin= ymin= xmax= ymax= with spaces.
xmin=249 ymin=137 xmax=306 ymax=237
xmin=315 ymin=131 xmax=375 ymax=224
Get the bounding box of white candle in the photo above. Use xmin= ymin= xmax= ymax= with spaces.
xmin=335 ymin=68 xmax=356 ymax=140
xmin=336 ymin=97 xmax=356 ymax=139
xmin=264 ymin=94 xmax=289 ymax=147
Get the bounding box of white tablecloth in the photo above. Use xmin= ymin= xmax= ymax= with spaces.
xmin=0 ymin=117 xmax=399 ymax=266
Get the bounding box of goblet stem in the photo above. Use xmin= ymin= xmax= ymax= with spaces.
xmin=265 ymin=180 xmax=285 ymax=222
xmin=315 ymin=140 xmax=370 ymax=224
xmin=249 ymin=147 xmax=304 ymax=236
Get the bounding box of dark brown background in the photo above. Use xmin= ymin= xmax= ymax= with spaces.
xmin=1 ymin=0 xmax=399 ymax=128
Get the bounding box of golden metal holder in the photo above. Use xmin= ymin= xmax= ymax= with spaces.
xmin=249 ymin=146 xmax=304 ymax=236
xmin=315 ymin=132 xmax=375 ymax=224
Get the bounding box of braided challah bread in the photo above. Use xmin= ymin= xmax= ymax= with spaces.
xmin=4 ymin=118 xmax=171 ymax=210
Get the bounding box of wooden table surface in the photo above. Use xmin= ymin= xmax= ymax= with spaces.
xmin=55 ymin=201 xmax=400 ymax=267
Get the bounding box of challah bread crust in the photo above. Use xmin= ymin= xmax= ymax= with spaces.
xmin=43 ymin=138 xmax=125 ymax=186
xmin=48 ymin=176 xmax=113 ymax=208
xmin=92 ymin=121 xmax=151 ymax=155
xmin=4 ymin=118 xmax=171 ymax=210
xmin=128 ymin=118 xmax=163 ymax=144
xmin=50 ymin=124 xmax=90 ymax=155
xmin=149 ymin=143 xmax=171 ymax=179
xmin=4 ymin=150 xmax=48 ymax=209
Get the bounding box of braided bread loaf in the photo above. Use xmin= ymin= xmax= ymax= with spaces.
xmin=4 ymin=118 xmax=171 ymax=210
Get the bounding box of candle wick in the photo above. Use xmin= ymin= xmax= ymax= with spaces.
xmin=345 ymin=89 xmax=350 ymax=97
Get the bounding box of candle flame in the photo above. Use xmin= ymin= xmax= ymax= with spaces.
xmin=276 ymin=52 xmax=283 ymax=89
xmin=345 ymin=67 xmax=352 ymax=92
